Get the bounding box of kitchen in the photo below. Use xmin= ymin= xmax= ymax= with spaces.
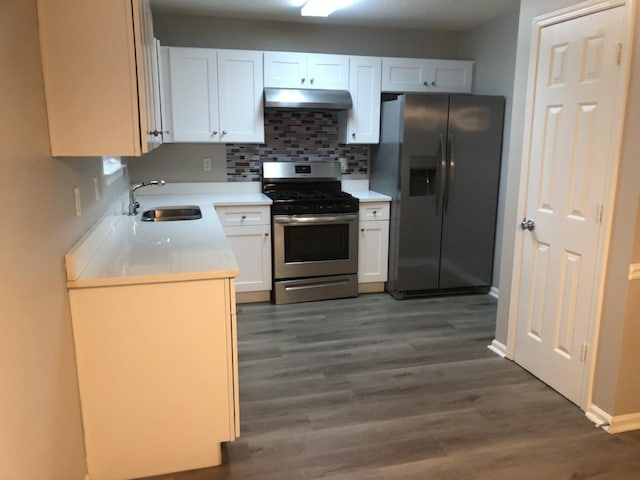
xmin=2 ymin=1 xmax=640 ymax=480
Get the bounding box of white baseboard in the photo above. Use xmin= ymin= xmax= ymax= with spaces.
xmin=488 ymin=286 xmax=499 ymax=299
xmin=586 ymin=404 xmax=640 ymax=433
xmin=487 ymin=339 xmax=507 ymax=358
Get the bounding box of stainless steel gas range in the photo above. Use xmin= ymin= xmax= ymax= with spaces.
xmin=262 ymin=161 xmax=359 ymax=305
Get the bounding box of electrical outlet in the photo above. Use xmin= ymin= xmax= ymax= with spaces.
xmin=93 ymin=176 xmax=100 ymax=200
xmin=203 ymin=158 xmax=212 ymax=172
xmin=73 ymin=187 xmax=82 ymax=216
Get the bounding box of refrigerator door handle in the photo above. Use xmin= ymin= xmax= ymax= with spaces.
xmin=437 ymin=134 xmax=447 ymax=216
xmin=444 ymin=134 xmax=455 ymax=215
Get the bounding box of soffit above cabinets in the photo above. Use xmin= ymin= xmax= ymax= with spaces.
xmin=149 ymin=0 xmax=520 ymax=31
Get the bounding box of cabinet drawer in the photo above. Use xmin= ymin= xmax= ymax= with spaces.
xmin=359 ymin=202 xmax=390 ymax=221
xmin=215 ymin=205 xmax=270 ymax=226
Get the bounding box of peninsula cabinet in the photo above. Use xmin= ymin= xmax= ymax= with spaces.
xmin=68 ymin=278 xmax=239 ymax=480
xmin=339 ymin=56 xmax=382 ymax=144
xmin=264 ymin=52 xmax=349 ymax=90
xmin=37 ymin=0 xmax=162 ymax=156
xmin=168 ymin=48 xmax=264 ymax=143
xmin=381 ymin=57 xmax=474 ymax=93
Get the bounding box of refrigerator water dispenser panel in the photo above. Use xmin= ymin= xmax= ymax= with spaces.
xmin=409 ymin=156 xmax=437 ymax=197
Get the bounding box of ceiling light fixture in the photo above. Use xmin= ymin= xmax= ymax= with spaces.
xmin=300 ymin=0 xmax=354 ymax=17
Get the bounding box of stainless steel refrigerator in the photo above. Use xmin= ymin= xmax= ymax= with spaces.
xmin=370 ymin=94 xmax=504 ymax=298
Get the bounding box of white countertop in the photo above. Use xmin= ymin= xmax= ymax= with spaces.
xmin=65 ymin=185 xmax=389 ymax=289
xmin=66 ymin=193 xmax=271 ymax=289
xmin=349 ymin=190 xmax=392 ymax=203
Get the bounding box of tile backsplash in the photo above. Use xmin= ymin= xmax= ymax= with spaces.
xmin=226 ymin=110 xmax=369 ymax=181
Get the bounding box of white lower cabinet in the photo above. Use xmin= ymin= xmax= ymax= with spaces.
xmin=358 ymin=202 xmax=390 ymax=284
xmin=216 ymin=205 xmax=272 ymax=294
xmin=68 ymin=278 xmax=239 ymax=480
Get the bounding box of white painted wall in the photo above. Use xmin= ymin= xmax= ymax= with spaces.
xmin=458 ymin=11 xmax=520 ymax=290
xmin=0 ymin=2 xmax=129 ymax=478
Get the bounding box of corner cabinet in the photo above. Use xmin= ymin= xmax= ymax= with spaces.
xmin=37 ymin=0 xmax=162 ymax=156
xmin=381 ymin=57 xmax=474 ymax=93
xmin=339 ymin=56 xmax=382 ymax=144
xmin=358 ymin=202 xmax=390 ymax=290
xmin=69 ymin=278 xmax=239 ymax=480
xmin=168 ymin=48 xmax=264 ymax=143
xmin=215 ymin=205 xmax=272 ymax=298
xmin=264 ymin=52 xmax=349 ymax=90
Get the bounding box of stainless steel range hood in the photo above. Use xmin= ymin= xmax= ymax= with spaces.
xmin=264 ymin=88 xmax=352 ymax=110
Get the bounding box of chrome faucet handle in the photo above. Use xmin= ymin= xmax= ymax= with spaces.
xmin=127 ymin=180 xmax=166 ymax=215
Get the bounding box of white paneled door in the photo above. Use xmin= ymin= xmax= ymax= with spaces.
xmin=514 ymin=6 xmax=625 ymax=405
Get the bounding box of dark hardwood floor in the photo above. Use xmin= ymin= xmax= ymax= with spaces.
xmin=146 ymin=294 xmax=640 ymax=480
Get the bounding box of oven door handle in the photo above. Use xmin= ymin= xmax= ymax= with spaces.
xmin=273 ymin=214 xmax=358 ymax=224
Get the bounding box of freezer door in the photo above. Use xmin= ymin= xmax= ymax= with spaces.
xmin=439 ymin=95 xmax=505 ymax=288
xmin=395 ymin=94 xmax=450 ymax=292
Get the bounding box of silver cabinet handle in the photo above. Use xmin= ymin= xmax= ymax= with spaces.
xmin=423 ymin=81 xmax=428 ymax=86
xmin=264 ymin=232 xmax=269 ymax=237
xmin=361 ymin=228 xmax=365 ymax=232
xmin=222 ymin=130 xmax=227 ymax=135
xmin=241 ymin=215 xmax=246 ymax=220
xmin=212 ymin=130 xmax=218 ymax=135
xmin=520 ymin=218 xmax=536 ymax=231
xmin=310 ymin=78 xmax=314 ymax=84
xmin=301 ymin=78 xmax=305 ymax=84
xmin=432 ymin=81 xmax=436 ymax=86
xmin=352 ymin=132 xmax=356 ymax=138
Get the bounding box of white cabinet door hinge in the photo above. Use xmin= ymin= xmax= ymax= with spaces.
xmin=616 ymin=43 xmax=622 ymax=66
xmin=596 ymin=204 xmax=604 ymax=224
xmin=581 ymin=343 xmax=588 ymax=362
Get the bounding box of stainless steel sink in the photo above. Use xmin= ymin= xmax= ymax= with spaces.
xmin=140 ymin=206 xmax=202 ymax=222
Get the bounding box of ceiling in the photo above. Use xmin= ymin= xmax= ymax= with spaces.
xmin=149 ymin=0 xmax=520 ymax=31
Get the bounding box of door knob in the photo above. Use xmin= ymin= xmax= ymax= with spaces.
xmin=520 ymin=218 xmax=535 ymax=231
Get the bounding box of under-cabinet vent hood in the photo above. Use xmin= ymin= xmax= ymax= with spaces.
xmin=264 ymin=88 xmax=353 ymax=110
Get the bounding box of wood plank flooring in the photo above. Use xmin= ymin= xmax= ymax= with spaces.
xmin=144 ymin=294 xmax=640 ymax=480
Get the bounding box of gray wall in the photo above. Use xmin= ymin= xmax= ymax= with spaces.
xmin=496 ymin=0 xmax=640 ymax=416
xmin=458 ymin=11 xmax=519 ymax=290
xmin=153 ymin=14 xmax=461 ymax=58
xmin=1 ymin=1 xmax=130 ymax=478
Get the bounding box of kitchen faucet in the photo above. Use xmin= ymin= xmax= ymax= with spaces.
xmin=127 ymin=180 xmax=166 ymax=215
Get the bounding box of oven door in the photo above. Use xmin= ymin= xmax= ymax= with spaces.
xmin=273 ymin=213 xmax=358 ymax=280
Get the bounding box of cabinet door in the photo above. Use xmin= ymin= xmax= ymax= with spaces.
xmin=381 ymin=57 xmax=433 ymax=93
xmin=217 ymin=50 xmax=265 ymax=143
xmin=307 ymin=53 xmax=349 ymax=90
xmin=158 ymin=46 xmax=173 ymax=143
xmin=358 ymin=220 xmax=389 ymax=283
xmin=135 ymin=0 xmax=162 ymax=152
xmin=429 ymin=60 xmax=473 ymax=93
xmin=37 ymin=0 xmax=158 ymax=156
xmin=340 ymin=56 xmax=382 ymax=144
xmin=223 ymin=225 xmax=272 ymax=293
xmin=169 ymin=47 xmax=220 ymax=142
xmin=264 ymin=51 xmax=308 ymax=88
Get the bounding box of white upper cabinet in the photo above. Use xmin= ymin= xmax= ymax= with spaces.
xmin=169 ymin=48 xmax=264 ymax=143
xmin=382 ymin=57 xmax=473 ymax=93
xmin=169 ymin=48 xmax=220 ymax=142
xmin=339 ymin=56 xmax=382 ymax=144
xmin=37 ymin=0 xmax=162 ymax=156
xmin=217 ymin=50 xmax=265 ymax=143
xmin=264 ymin=52 xmax=349 ymax=90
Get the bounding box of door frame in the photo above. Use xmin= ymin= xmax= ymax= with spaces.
xmin=505 ymin=0 xmax=636 ymax=409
